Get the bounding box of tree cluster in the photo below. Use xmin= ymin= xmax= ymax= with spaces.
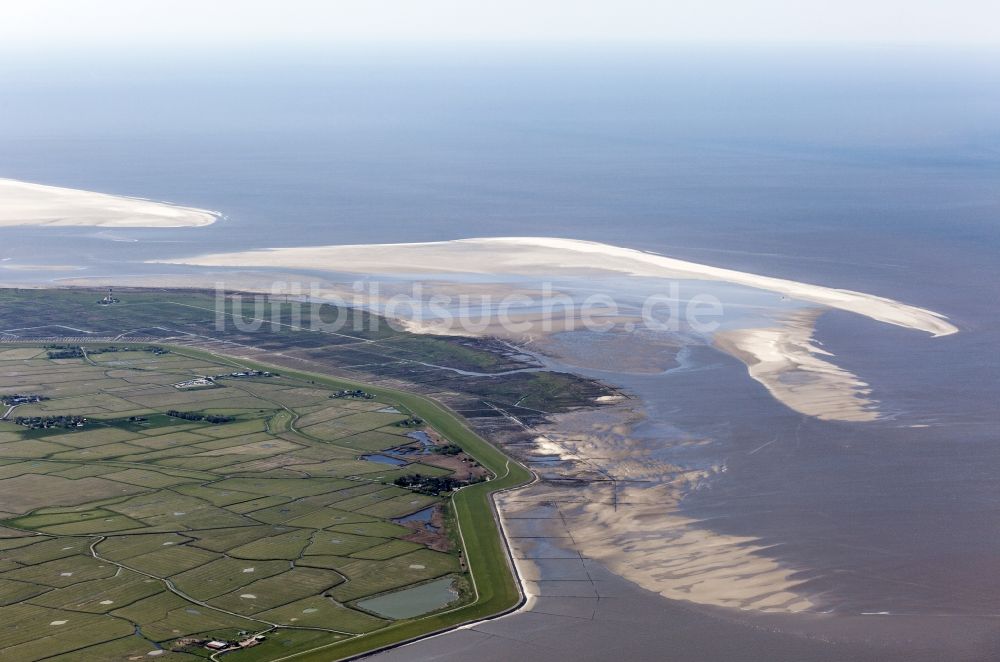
xmin=14 ymin=415 xmax=85 ymax=429
xmin=394 ymin=473 xmax=464 ymax=495
xmin=166 ymin=410 xmax=235 ymax=424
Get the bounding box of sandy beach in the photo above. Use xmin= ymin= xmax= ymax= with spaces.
xmin=0 ymin=178 xmax=219 ymax=228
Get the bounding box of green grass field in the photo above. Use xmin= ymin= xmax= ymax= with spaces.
xmin=0 ymin=342 xmax=530 ymax=660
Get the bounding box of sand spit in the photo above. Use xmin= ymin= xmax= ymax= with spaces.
xmin=715 ymin=311 xmax=880 ymax=422
xmin=155 ymin=236 xmax=958 ymax=337
xmin=0 ymin=178 xmax=219 ymax=228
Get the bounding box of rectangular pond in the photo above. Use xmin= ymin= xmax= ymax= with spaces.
xmin=360 ymin=453 xmax=409 ymax=466
xmin=355 ymin=576 xmax=458 ymax=619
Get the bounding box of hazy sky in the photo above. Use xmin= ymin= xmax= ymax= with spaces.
xmin=3 ymin=0 xmax=1000 ymax=52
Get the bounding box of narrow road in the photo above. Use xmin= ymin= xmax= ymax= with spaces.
xmin=86 ymin=535 xmax=358 ymax=659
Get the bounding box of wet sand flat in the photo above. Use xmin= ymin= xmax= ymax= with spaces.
xmin=371 ymin=492 xmax=993 ymax=662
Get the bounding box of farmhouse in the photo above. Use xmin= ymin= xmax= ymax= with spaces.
xmin=1 ymin=393 xmax=48 ymax=405
xmin=172 ymin=377 xmax=215 ymax=389
xmin=331 ymin=389 xmax=375 ymax=400
xmin=220 ymin=370 xmax=272 ymax=379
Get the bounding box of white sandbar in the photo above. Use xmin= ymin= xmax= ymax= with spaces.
xmin=0 ymin=178 xmax=219 ymax=228
xmin=154 ymin=236 xmax=958 ymax=337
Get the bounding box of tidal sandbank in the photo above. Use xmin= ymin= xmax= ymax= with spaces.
xmin=152 ymin=236 xmax=958 ymax=337
xmin=0 ymin=178 xmax=219 ymax=228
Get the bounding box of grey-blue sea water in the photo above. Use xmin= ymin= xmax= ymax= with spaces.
xmin=2 ymin=46 xmax=1000 ymax=652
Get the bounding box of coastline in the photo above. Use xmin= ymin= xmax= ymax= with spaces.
xmin=0 ymin=284 xmax=990 ymax=659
